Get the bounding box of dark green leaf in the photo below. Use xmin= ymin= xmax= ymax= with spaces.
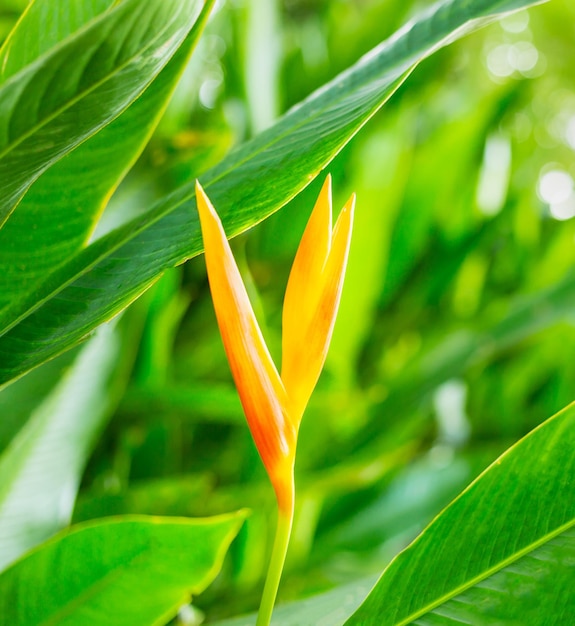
xmin=0 ymin=0 xmax=213 ymax=310
xmin=0 ymin=0 xmax=547 ymax=388
xmin=0 ymin=0 xmax=205 ymax=227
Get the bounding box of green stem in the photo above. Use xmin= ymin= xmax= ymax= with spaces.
xmin=256 ymin=508 xmax=293 ymax=626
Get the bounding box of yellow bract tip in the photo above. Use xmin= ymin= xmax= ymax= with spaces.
xmin=196 ymin=176 xmax=354 ymax=512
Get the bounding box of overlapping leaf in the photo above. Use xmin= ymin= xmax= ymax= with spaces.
xmin=0 ymin=0 xmax=546 ymax=388
xmin=0 ymin=0 xmax=114 ymax=78
xmin=0 ymin=0 xmax=204 ymax=227
xmin=0 ymin=312 xmax=145 ymax=572
xmin=0 ymin=0 xmax=213 ymax=310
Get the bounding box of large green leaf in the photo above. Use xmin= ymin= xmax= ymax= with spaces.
xmin=0 ymin=0 xmax=204 ymax=227
xmin=0 ymin=0 xmax=546 ymax=388
xmin=0 ymin=312 xmax=142 ymax=572
xmin=0 ymin=0 xmax=213 ymax=311
xmin=345 ymin=401 xmax=575 ymax=625
xmin=0 ymin=512 xmax=247 ymax=625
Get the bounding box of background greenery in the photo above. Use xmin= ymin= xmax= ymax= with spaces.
xmin=1 ymin=0 xmax=574 ymax=623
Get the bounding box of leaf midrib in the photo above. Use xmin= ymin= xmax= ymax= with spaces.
xmin=31 ymin=518 xmax=240 ymax=626
xmin=0 ymin=0 xmax=187 ymax=165
xmin=0 ymin=1 xmax=521 ymax=338
xmin=395 ymin=517 xmax=575 ymax=625
xmin=0 ymin=67 xmax=409 ymax=339
xmin=38 ymin=539 xmax=166 ymax=626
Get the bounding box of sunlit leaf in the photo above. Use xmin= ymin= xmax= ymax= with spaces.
xmin=0 ymin=512 xmax=247 ymax=625
xmin=0 ymin=0 xmax=546 ymax=388
xmin=0 ymin=314 xmax=142 ymax=571
xmin=345 ymin=402 xmax=575 ymax=625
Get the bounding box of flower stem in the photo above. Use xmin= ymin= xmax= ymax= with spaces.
xmin=256 ymin=508 xmax=293 ymax=626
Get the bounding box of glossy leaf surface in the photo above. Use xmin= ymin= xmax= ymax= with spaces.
xmin=0 ymin=512 xmax=246 ymax=625
xmin=345 ymin=402 xmax=575 ymax=625
xmin=0 ymin=316 xmax=142 ymax=572
xmin=0 ymin=0 xmax=546 ymax=388
xmin=0 ymin=0 xmax=212 ymax=310
xmin=0 ymin=0 xmax=204 ymax=226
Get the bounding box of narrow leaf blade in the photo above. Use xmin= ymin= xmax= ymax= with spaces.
xmin=0 ymin=0 xmax=546 ymax=386
xmin=0 ymin=0 xmax=204 ymax=226
xmin=0 ymin=0 xmax=213 ymax=310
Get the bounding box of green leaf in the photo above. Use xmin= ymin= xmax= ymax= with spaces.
xmin=345 ymin=401 xmax=575 ymax=625
xmin=0 ymin=512 xmax=247 ymax=626
xmin=0 ymin=313 xmax=142 ymax=572
xmin=0 ymin=348 xmax=79 ymax=453
xmin=0 ymin=0 xmax=546 ymax=387
xmin=0 ymin=0 xmax=115 ymax=77
xmin=351 ymin=268 xmax=575 ymax=452
xmin=0 ymin=0 xmax=213 ymax=311
xmin=0 ymin=1 xmax=212 ymax=310
xmin=0 ymin=0 xmax=205 ymax=227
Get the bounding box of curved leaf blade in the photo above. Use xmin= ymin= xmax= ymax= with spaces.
xmin=0 ymin=315 xmax=142 ymax=572
xmin=0 ymin=512 xmax=247 ymax=625
xmin=0 ymin=0 xmax=213 ymax=310
xmin=0 ymin=0 xmax=115 ymax=80
xmin=0 ymin=347 xmax=79 ymax=454
xmin=0 ymin=0 xmax=546 ymax=387
xmin=345 ymin=402 xmax=575 ymax=625
xmin=0 ymin=0 xmax=204 ymax=227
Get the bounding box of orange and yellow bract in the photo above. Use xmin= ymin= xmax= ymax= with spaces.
xmin=196 ymin=176 xmax=354 ymax=515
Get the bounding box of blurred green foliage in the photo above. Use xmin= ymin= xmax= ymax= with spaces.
xmin=2 ymin=0 xmax=575 ymax=621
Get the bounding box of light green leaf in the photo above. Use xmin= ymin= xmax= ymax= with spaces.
xmin=0 ymin=348 xmax=79 ymax=453
xmin=0 ymin=0 xmax=205 ymax=227
xmin=351 ymin=268 xmax=575 ymax=452
xmin=345 ymin=402 xmax=575 ymax=625
xmin=0 ymin=0 xmax=546 ymax=387
xmin=0 ymin=512 xmax=247 ymax=626
xmin=0 ymin=316 xmax=139 ymax=572
xmin=0 ymin=0 xmax=213 ymax=310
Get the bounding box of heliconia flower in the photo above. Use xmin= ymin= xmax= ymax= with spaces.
xmin=282 ymin=177 xmax=354 ymax=423
xmin=195 ymin=177 xmax=354 ymax=515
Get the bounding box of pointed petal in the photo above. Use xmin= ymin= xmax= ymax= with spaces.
xmin=195 ymin=182 xmax=295 ymax=511
xmin=282 ymin=193 xmax=355 ymax=420
xmin=281 ymin=176 xmax=332 ymax=398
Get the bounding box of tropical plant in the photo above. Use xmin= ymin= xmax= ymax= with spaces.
xmin=1 ymin=0 xmax=573 ymax=624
